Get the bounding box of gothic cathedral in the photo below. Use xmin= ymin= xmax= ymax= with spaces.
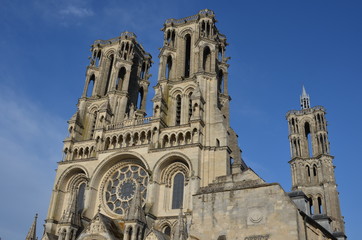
xmin=26 ymin=10 xmax=346 ymax=240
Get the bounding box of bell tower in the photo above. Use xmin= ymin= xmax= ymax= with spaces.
xmin=152 ymin=9 xmax=246 ymax=185
xmin=286 ymin=87 xmax=345 ymax=237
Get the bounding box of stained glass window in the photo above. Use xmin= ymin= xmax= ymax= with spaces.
xmin=172 ymin=173 xmax=184 ymax=209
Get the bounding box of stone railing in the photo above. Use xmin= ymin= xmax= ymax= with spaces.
xmin=286 ymin=106 xmax=325 ymax=117
xmin=107 ymin=116 xmax=153 ymax=130
xmin=165 ymin=14 xmax=199 ymax=25
xmin=94 ymin=36 xmax=120 ymax=45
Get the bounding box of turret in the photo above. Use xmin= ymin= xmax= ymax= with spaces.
xmin=287 ymin=87 xmax=346 ymax=238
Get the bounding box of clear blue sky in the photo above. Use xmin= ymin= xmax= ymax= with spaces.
xmin=0 ymin=0 xmax=361 ymax=239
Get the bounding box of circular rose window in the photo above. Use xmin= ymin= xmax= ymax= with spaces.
xmin=103 ymin=163 xmax=148 ymax=215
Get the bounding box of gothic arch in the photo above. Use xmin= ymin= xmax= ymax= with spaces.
xmin=184 ymin=86 xmax=195 ymax=95
xmin=152 ymin=151 xmax=193 ymax=181
xmin=198 ymin=42 xmax=216 ymax=52
xmin=179 ymin=27 xmax=193 ymax=38
xmin=55 ymin=165 xmax=89 ymax=191
xmin=104 ymin=49 xmax=116 ymax=58
xmin=88 ymin=104 xmax=100 ymax=114
xmin=169 ymin=87 xmax=183 ymax=98
xmin=89 ymin=152 xmax=150 ymax=189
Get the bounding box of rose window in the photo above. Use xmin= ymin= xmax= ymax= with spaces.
xmin=104 ymin=164 xmax=148 ymax=215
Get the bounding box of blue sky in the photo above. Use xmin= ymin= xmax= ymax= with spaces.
xmin=0 ymin=0 xmax=361 ymax=239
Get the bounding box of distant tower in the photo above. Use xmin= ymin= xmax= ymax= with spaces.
xmin=287 ymin=87 xmax=346 ymax=238
xmin=25 ymin=214 xmax=38 ymax=240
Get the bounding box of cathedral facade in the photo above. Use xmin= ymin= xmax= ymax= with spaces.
xmin=27 ymin=9 xmax=346 ymax=240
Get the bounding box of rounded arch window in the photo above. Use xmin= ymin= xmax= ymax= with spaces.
xmin=102 ymin=163 xmax=149 ymax=216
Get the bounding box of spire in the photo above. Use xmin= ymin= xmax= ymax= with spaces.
xmin=173 ymin=209 xmax=187 ymax=240
xmin=125 ymin=179 xmax=146 ymax=223
xmin=60 ymin=189 xmax=81 ymax=226
xmin=300 ymin=85 xmax=310 ymax=109
xmin=25 ymin=213 xmax=38 ymax=240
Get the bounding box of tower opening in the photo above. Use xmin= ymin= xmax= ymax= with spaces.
xmin=184 ymin=34 xmax=191 ymax=78
xmin=116 ymin=67 xmax=126 ymax=90
xmin=306 ymin=165 xmax=311 ymax=182
xmin=203 ymin=46 xmax=211 ymax=72
xmin=137 ymin=88 xmax=144 ymax=109
xmin=95 ymin=50 xmax=101 ymax=67
xmin=218 ymin=46 xmax=222 ymax=61
xmin=104 ymin=54 xmax=114 ymax=95
xmin=218 ymin=70 xmax=224 ymax=93
xmin=166 ymin=56 xmax=172 ymax=80
xmin=318 ymin=197 xmax=323 ymax=214
xmin=86 ymin=75 xmax=95 ymax=97
xmin=140 ymin=62 xmax=146 ymax=79
xmin=304 ymin=122 xmax=313 ymax=157
xmin=309 ymin=197 xmax=314 ymax=215
xmin=175 ymin=95 xmax=181 ymax=126
xmin=188 ymin=92 xmax=193 ymax=121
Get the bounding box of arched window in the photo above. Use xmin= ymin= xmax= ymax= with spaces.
xmin=309 ymin=197 xmax=314 ymax=215
xmin=104 ymin=54 xmax=114 ymax=95
xmin=172 ymin=173 xmax=184 ymax=209
xmin=304 ymin=122 xmax=312 ymax=157
xmin=318 ymin=197 xmax=323 ymax=214
xmin=175 ymin=95 xmax=181 ymax=126
xmin=116 ymin=67 xmax=126 ymax=90
xmin=203 ymin=46 xmax=211 ymax=72
xmin=306 ymin=165 xmax=311 ymax=182
xmin=184 ymin=34 xmax=191 ymax=78
xmin=76 ymin=183 xmax=86 ymax=214
xmin=313 ymin=164 xmax=317 ymax=177
xmin=166 ymin=56 xmax=172 ymax=80
xmin=164 ymin=226 xmax=171 ymax=236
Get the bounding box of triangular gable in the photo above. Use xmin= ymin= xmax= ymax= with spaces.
xmin=77 ymin=213 xmax=123 ymax=240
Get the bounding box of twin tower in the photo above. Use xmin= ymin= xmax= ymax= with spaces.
xmin=33 ymin=9 xmax=346 ymax=240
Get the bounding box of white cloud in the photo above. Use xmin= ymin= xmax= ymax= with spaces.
xmin=59 ymin=5 xmax=94 ymax=18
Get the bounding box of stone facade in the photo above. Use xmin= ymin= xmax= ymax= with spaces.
xmin=27 ymin=9 xmax=346 ymax=240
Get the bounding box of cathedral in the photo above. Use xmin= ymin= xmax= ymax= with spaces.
xmin=26 ymin=9 xmax=347 ymax=240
